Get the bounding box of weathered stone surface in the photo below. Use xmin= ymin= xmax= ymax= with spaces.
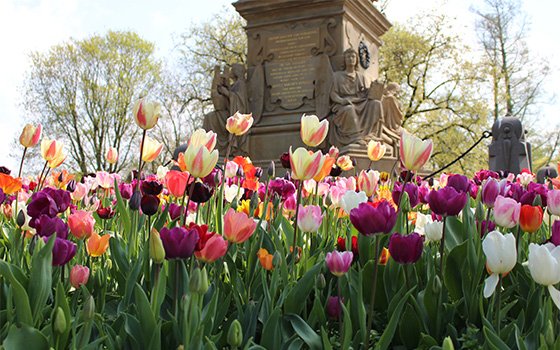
xmin=489 ymin=116 xmax=532 ymax=175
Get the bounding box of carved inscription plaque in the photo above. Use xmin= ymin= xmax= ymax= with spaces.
xmin=265 ymin=28 xmax=320 ymax=110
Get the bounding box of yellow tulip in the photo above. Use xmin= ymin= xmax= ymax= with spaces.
xmin=142 ymin=136 xmax=163 ymax=163
xmin=289 ymin=147 xmax=326 ymax=181
xmin=367 ymin=140 xmax=386 ymax=161
xmin=182 ymin=144 xmax=219 ymax=178
xmin=133 ymin=97 xmax=161 ymax=130
xmin=300 ymin=114 xmax=329 ymax=147
xmin=189 ymin=129 xmax=217 ymax=151
xmin=226 ymin=112 xmax=254 ymax=136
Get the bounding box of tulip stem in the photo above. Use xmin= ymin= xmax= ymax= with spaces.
xmin=495 ymin=275 xmax=502 ymax=337
xmin=18 ymin=147 xmax=27 ymax=179
xmin=36 ymin=161 xmax=48 ymax=191
xmin=183 ymin=177 xmax=197 ymax=227
xmin=366 ymin=235 xmax=380 ymax=348
xmin=291 ymin=181 xmax=303 ymax=279
xmin=180 ymin=175 xmax=192 ymax=225
xmin=338 ymin=277 xmax=343 ymax=340
xmin=224 ymin=134 xmax=234 ymax=164
xmin=137 ymin=129 xmax=147 ymax=187
xmin=439 ymin=216 xmax=447 ymax=278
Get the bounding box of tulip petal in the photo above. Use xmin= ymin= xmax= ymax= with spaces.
xmin=548 ymin=285 xmax=560 ymax=310
xmin=483 ymin=273 xmax=499 ymax=298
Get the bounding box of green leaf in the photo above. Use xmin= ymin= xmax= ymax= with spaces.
xmin=483 ymin=326 xmax=510 ymax=350
xmin=150 ymin=266 xmax=167 ymax=318
xmin=114 ymin=178 xmax=131 ymax=236
xmin=444 ymin=240 xmax=468 ymax=300
xmin=283 ymin=263 xmax=321 ymax=314
xmin=374 ymin=287 xmax=415 ymax=350
xmin=0 ymin=261 xmax=33 ymax=326
xmin=341 ymin=303 xmax=353 ymax=350
xmin=261 ymin=307 xmax=282 ymax=350
xmin=134 ymin=283 xmax=157 ymax=345
xmin=320 ymin=326 xmax=333 ymax=350
xmin=29 ymin=234 xmax=54 ymax=326
xmin=3 ymin=324 xmax=49 ymax=350
xmin=54 ymin=282 xmax=72 ymax=350
xmin=285 ymin=314 xmax=322 ymax=350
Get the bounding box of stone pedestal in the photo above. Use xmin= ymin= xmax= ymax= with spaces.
xmin=233 ymin=0 xmax=393 ymax=172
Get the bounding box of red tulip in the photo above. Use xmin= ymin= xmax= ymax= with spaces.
xmin=519 ymin=204 xmax=543 ymax=233
xmin=165 ymin=170 xmax=189 ymax=197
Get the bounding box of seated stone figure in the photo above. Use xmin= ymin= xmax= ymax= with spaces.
xmin=328 ymin=48 xmax=383 ymax=147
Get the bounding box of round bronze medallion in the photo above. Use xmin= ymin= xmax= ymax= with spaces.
xmin=358 ymin=41 xmax=370 ymax=69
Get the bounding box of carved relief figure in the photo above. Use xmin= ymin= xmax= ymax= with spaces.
xmin=328 ymin=48 xmax=383 ymax=147
xmin=218 ymin=63 xmax=249 ymax=116
xmin=203 ymin=66 xmax=230 ymax=152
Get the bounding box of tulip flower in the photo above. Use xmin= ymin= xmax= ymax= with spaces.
xmin=367 ymin=140 xmax=386 ymax=161
xmin=482 ymin=231 xmax=517 ymax=297
xmin=257 ymin=248 xmax=274 ymax=271
xmin=181 ymin=145 xmax=219 ymax=179
xmin=0 ymin=173 xmax=22 ymax=195
xmin=340 ymin=190 xmax=368 ymax=215
xmin=70 ymin=265 xmax=90 ymax=289
xmin=329 ymin=146 xmax=340 ymax=159
xmin=358 ymin=170 xmax=379 ymax=197
xmin=86 ymin=232 xmax=111 ymax=257
xmin=165 ymin=170 xmax=189 ymax=198
xmin=68 ymin=210 xmax=95 ymax=240
xmin=195 ymin=234 xmax=228 ymax=263
xmin=388 ymin=232 xmax=423 ymax=264
xmin=149 ymin=229 xmax=166 ymax=264
xmin=141 ymin=180 xmax=163 ymax=196
xmin=106 ymin=147 xmax=118 ymax=164
xmin=49 ymin=237 xmax=77 ymax=266
xmin=482 ymin=178 xmax=500 ymax=208
xmin=141 ymin=194 xmax=160 ymax=216
xmin=519 ymin=204 xmax=543 ymax=233
xmin=446 ymin=174 xmax=471 ymax=193
xmin=313 ymin=155 xmax=335 ymax=182
xmin=392 ymin=182 xmax=419 ymax=209
xmin=96 ymin=171 xmax=115 ymax=190
xmin=141 ymin=136 xmax=163 ymax=162
xmin=326 ymin=296 xmax=343 ymax=319
xmin=133 ymin=97 xmax=161 ymax=130
xmin=425 ymin=221 xmax=444 ymax=242
xmin=336 ymin=236 xmax=359 ymax=257
xmin=289 ymin=147 xmax=326 ymax=181
xmin=223 ymin=208 xmax=257 ymax=243
xmin=493 ymin=195 xmax=521 ymax=228
xmin=325 ymin=250 xmax=353 ymax=277
xmin=226 ymin=112 xmax=254 ymax=136
xmin=336 ymin=155 xmax=354 ymax=171
xmin=527 ymin=243 xmax=560 ymax=309
xmin=160 ymin=226 xmax=199 ymax=259
xmin=379 ymin=247 xmax=390 ymax=265
xmin=34 ymin=215 xmax=69 ymax=239
xmin=41 ymin=139 xmax=66 ymax=168
xmin=427 ymin=187 xmax=467 ymax=217
xmin=189 ymin=129 xmax=217 ymax=151
xmin=300 ymin=114 xmax=328 ymax=147
xmin=19 ymin=123 xmax=42 ymax=148
xmin=399 ymin=130 xmax=433 ymax=171
xmin=547 ymin=190 xmax=560 ymax=216
xmin=297 ymin=205 xmax=323 ymax=232
xmin=551 ymin=220 xmax=560 ymax=246
xmin=350 ymin=201 xmax=397 ymax=236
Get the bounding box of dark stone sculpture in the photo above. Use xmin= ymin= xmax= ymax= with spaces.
xmin=489 ymin=116 xmax=532 ymax=175
xmin=536 ymin=166 xmax=558 ymax=184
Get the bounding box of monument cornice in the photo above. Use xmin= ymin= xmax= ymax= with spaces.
xmin=344 ymin=0 xmax=392 ymax=45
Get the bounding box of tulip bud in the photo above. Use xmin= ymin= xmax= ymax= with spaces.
xmin=19 ymin=124 xmax=42 ymax=148
xmin=54 ymin=307 xmax=67 ymax=334
xmin=267 ymin=161 xmax=275 ymax=178
xmin=545 ymin=320 xmax=555 ymax=346
xmin=273 ymin=251 xmax=282 ymax=267
xmin=315 ymin=273 xmax=326 ymax=289
xmin=16 ymin=210 xmax=26 ymax=227
xmin=399 ymin=191 xmax=411 ymax=213
xmin=149 ymin=229 xmax=165 ymax=264
xmin=82 ymin=295 xmax=95 ymax=322
xmin=432 ymin=275 xmax=442 ymax=294
xmin=199 ymin=267 xmax=209 ymax=294
xmin=70 ymin=265 xmax=90 ymax=289
xmin=442 ymin=336 xmax=454 ymax=350
xmin=133 ymin=98 xmax=161 ymax=130
xmin=106 ymin=147 xmax=118 ymax=164
xmin=129 ymin=190 xmax=142 ymax=211
xmin=189 ymin=267 xmax=202 ymax=294
xmin=227 ymin=320 xmax=243 ymax=348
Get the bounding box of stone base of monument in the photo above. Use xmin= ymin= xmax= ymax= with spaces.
xmin=339 ymin=143 xmax=399 ymax=176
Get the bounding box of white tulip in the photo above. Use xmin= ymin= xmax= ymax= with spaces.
xmin=340 ymin=190 xmax=368 ymax=214
xmin=425 ymin=221 xmax=444 ymax=242
xmin=482 ymin=231 xmax=517 ymax=298
xmin=224 ymin=184 xmax=243 ymax=203
xmin=414 ymin=212 xmax=431 ymax=236
xmin=527 ymin=243 xmax=560 ymax=309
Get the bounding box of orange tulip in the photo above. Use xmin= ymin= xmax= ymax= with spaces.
xmin=19 ymin=124 xmax=42 ymax=148
xmin=257 ymin=248 xmax=274 ymax=271
xmin=182 ymin=144 xmax=219 ymax=178
xmin=367 ymin=140 xmax=386 ymax=161
xmin=188 ymin=129 xmax=217 ymax=151
xmin=86 ymin=232 xmax=111 ymax=257
xmin=300 ymin=114 xmax=329 ymax=147
xmin=519 ymin=204 xmax=543 ymax=233
xmin=0 ymin=173 xmax=22 ymax=194
xmin=379 ymin=247 xmax=390 ymax=265
xmin=141 ymin=137 xmax=163 ymax=163
xmin=289 ymin=147 xmax=326 ymax=181
xmin=313 ymin=155 xmax=335 ymax=182
xmin=133 ymin=97 xmax=161 ymax=130
xmin=226 ymin=112 xmax=254 ymax=136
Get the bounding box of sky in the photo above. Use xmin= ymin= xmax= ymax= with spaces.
xmin=0 ymin=0 xmax=558 ymax=170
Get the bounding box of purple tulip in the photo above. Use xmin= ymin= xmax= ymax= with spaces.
xmin=325 ymin=251 xmax=353 ymax=277
xmin=388 ymin=232 xmax=423 ymax=264
xmin=392 ymin=183 xmax=419 ymax=209
xmin=522 ymin=182 xmax=548 ymax=206
xmin=0 ymin=189 xmax=5 ymax=205
xmin=502 ymin=182 xmax=523 ymax=202
xmin=159 ymin=226 xmax=199 ymax=259
xmin=186 ymin=182 xmax=213 ymax=203
xmin=350 ymin=201 xmax=397 ymax=236
xmin=167 ymin=203 xmax=183 ymax=221
xmin=477 ymin=219 xmax=496 ymax=237
xmin=473 ymin=170 xmax=500 ymax=185
xmin=27 ymin=191 xmax=58 ymax=219
xmin=34 ymin=215 xmax=68 ymax=239
xmin=47 ymin=237 xmax=77 ymax=266
xmin=202 ymin=167 xmax=222 ymax=188
xmin=119 ymin=183 xmax=133 ymax=200
xmin=141 ymin=180 xmax=163 ymax=196
xmin=427 ymin=187 xmax=467 ymax=216
xmin=326 ymin=296 xmax=343 ymax=320
xmin=469 ymin=181 xmax=479 ymax=199
xmin=418 ymin=183 xmax=430 ymax=204
xmin=551 ymin=220 xmax=560 ymax=246
xmin=42 ymin=188 xmax=71 ymax=213
xmin=446 ymin=174 xmax=470 ymax=193
xmin=482 ymin=178 xmax=500 ymax=207
xmin=141 ymin=194 xmax=160 ymax=216
xmin=267 ymin=178 xmax=296 ymax=200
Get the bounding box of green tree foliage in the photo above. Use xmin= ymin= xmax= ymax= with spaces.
xmin=379 ymin=14 xmax=490 ymax=175
xmin=23 ymin=31 xmax=161 ymax=174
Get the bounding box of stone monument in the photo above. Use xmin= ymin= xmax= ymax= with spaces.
xmin=204 ymin=0 xmax=398 ymax=171
xmin=488 ymin=116 xmax=532 ymax=175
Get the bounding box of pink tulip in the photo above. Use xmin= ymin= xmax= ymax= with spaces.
xmin=68 ymin=210 xmax=95 ymax=240
xmin=223 ymin=208 xmax=257 ymax=243
xmin=106 ymin=147 xmax=118 ymax=164
xmin=493 ymin=195 xmax=521 ymax=228
xmin=19 ymin=124 xmax=42 ymax=148
xmin=71 ymin=183 xmax=88 ymax=201
xmin=297 ymin=205 xmax=323 ymax=232
xmin=399 ymin=130 xmax=433 ymax=171
xmin=326 ymin=251 xmax=353 ymax=277
xmin=548 ymin=190 xmax=560 ymax=216
xmin=358 ymin=170 xmax=379 ymax=197
xmin=165 ymin=170 xmax=189 ymax=197
xmin=69 ymin=265 xmax=90 ymax=289
xmin=96 ymin=171 xmax=114 ymax=190
xmin=195 ymin=234 xmax=228 ymax=263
